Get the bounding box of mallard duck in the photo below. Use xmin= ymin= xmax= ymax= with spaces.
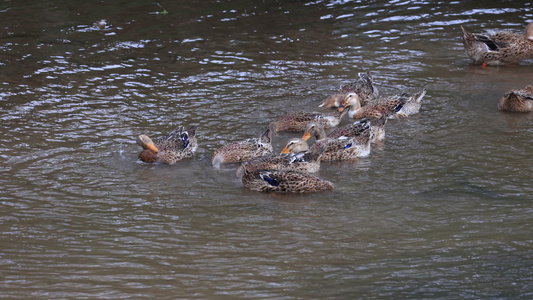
xmin=461 ymin=23 xmax=533 ymax=66
xmin=270 ymin=108 xmax=348 ymax=133
xmin=239 ymin=138 xmax=324 ymax=174
xmin=328 ymin=117 xmax=387 ymax=143
xmin=498 ymin=85 xmax=533 ymax=112
xmin=339 ymin=92 xmax=406 ymax=120
xmin=295 ymin=122 xmax=373 ymax=160
xmin=241 ymin=168 xmax=334 ymax=193
xmin=302 ymin=119 xmax=370 ymax=140
xmin=390 ymin=89 xmax=427 ymax=119
xmin=238 ymin=140 xmax=332 ymax=193
xmin=136 ymin=126 xmax=197 ymax=164
xmin=319 ymin=71 xmax=379 ymax=108
xmin=212 ymin=128 xmax=273 ymax=168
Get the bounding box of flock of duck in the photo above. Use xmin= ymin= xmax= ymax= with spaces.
xmin=136 ymin=23 xmax=533 ymax=193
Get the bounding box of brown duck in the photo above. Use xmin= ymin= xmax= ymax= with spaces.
xmin=296 ymin=121 xmax=373 ymax=161
xmin=270 ymin=108 xmax=348 ymax=133
xmin=136 ymin=126 xmax=197 ymax=164
xmin=239 ymin=138 xmax=324 ymax=175
xmin=498 ymin=85 xmax=533 ymax=112
xmin=239 ymin=153 xmax=332 ymax=193
xmin=211 ymin=128 xmax=273 ymax=168
xmin=240 ymin=167 xmax=334 ymax=193
xmin=461 ymin=23 xmax=533 ymax=66
xmin=339 ymin=93 xmax=406 ymax=120
xmin=319 ymin=71 xmax=379 ymax=108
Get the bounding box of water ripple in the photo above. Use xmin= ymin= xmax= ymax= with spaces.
xmin=1 ymin=0 xmax=533 ymax=298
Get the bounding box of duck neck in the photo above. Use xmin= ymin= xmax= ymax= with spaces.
xmin=314 ymin=127 xmax=328 ymax=140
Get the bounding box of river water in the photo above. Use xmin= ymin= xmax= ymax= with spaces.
xmin=1 ymin=0 xmax=532 ymax=298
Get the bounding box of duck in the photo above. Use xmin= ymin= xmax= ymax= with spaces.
xmin=338 ymin=92 xmax=406 ymax=120
xmin=270 ymin=108 xmax=348 ymax=133
xmin=211 ymin=128 xmax=273 ymax=168
xmin=240 ymin=168 xmax=334 ymax=193
xmin=238 ymin=138 xmax=324 ymax=175
xmin=302 ymin=119 xmax=370 ymax=140
xmin=237 ymin=140 xmax=332 ymax=193
xmin=294 ymin=123 xmax=373 ymax=161
xmin=461 ymin=23 xmax=533 ymax=66
xmin=498 ymin=85 xmax=533 ymax=112
xmin=389 ymin=89 xmax=427 ymax=119
xmin=136 ymin=126 xmax=197 ymax=164
xmin=319 ymin=71 xmax=379 ymax=108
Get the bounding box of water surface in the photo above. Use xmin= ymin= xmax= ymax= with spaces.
xmin=1 ymin=0 xmax=532 ymax=298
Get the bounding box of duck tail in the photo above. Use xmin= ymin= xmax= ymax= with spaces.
xmin=461 ymin=26 xmax=472 ymax=42
xmin=260 ymin=127 xmax=272 ymax=143
xmin=186 ymin=125 xmax=197 ymax=137
xmin=358 ymin=71 xmax=378 ymax=95
xmin=412 ymin=88 xmax=427 ymax=103
xmin=268 ymin=121 xmax=279 ymax=136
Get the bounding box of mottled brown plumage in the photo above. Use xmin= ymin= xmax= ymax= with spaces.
xmin=390 ymin=89 xmax=426 ymax=119
xmin=319 ymin=71 xmax=379 ymax=108
xmin=339 ymin=93 xmax=406 ymax=120
xmin=211 ymin=128 xmax=273 ymax=168
xmin=241 ymin=168 xmax=334 ymax=193
xmin=136 ymin=126 xmax=197 ymax=164
xmin=270 ymin=108 xmax=348 ymax=133
xmin=238 ymin=140 xmax=333 ymax=193
xmin=461 ymin=23 xmax=533 ymax=66
xmin=238 ymin=138 xmax=323 ymax=174
xmin=498 ymin=85 xmax=533 ymax=112
xmin=299 ymin=122 xmax=373 ymax=161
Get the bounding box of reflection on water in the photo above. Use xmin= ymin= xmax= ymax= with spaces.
xmin=1 ymin=0 xmax=532 ymax=298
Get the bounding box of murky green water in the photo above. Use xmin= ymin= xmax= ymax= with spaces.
xmin=1 ymin=0 xmax=532 ymax=298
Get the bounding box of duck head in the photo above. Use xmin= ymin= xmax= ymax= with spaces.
xmin=302 ymin=122 xmax=327 ymax=141
xmin=281 ymin=138 xmax=310 ymax=154
xmin=136 ymin=135 xmax=159 ymax=154
xmin=338 ymin=92 xmax=362 ymax=113
xmin=137 ymin=135 xmax=160 ymax=163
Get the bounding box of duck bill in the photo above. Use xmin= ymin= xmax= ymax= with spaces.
xmin=301 ymin=132 xmax=312 ymax=142
xmin=281 ymin=146 xmax=290 ymax=154
xmin=146 ymin=143 xmax=159 ymax=154
xmin=337 ymin=105 xmax=347 ymax=112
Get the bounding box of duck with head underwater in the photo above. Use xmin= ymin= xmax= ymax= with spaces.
xmin=211 ymin=127 xmax=273 ymax=168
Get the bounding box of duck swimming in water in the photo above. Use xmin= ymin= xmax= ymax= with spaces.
xmin=461 ymin=23 xmax=533 ymax=66
xmin=136 ymin=126 xmax=197 ymax=164
xmin=211 ymin=128 xmax=273 ymax=168
xmin=319 ymin=71 xmax=379 ymax=108
xmin=240 ymin=167 xmax=334 ymax=193
xmin=237 ymin=138 xmax=325 ymax=175
xmin=296 ymin=121 xmax=373 ymax=161
xmin=339 ymin=93 xmax=406 ymax=120
xmin=270 ymin=108 xmax=348 ymax=133
xmin=498 ymin=85 xmax=533 ymax=112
